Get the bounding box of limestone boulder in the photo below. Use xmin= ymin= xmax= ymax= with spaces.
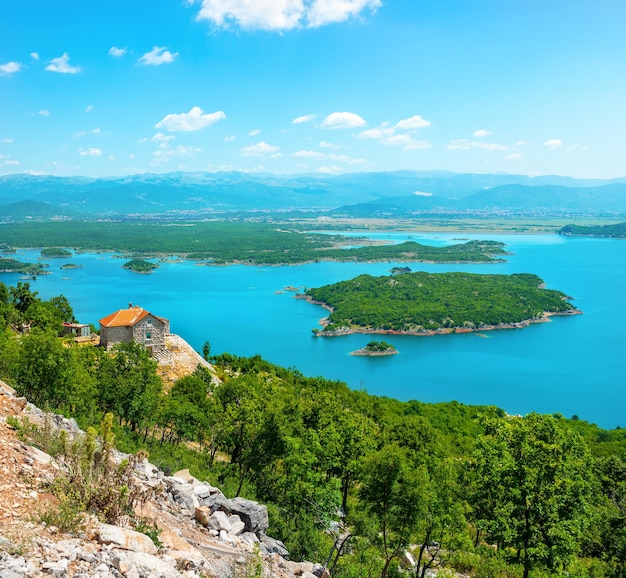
xmin=95 ymin=523 xmax=158 ymax=556
xmin=225 ymin=497 xmax=269 ymax=534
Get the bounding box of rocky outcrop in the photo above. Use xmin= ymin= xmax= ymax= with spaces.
xmin=0 ymin=379 xmax=326 ymax=578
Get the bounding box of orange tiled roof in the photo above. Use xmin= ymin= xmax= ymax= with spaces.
xmin=99 ymin=306 xmax=150 ymax=328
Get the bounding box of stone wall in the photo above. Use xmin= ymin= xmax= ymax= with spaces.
xmin=100 ymin=325 xmax=133 ymax=350
xmin=130 ymin=315 xmax=168 ymax=354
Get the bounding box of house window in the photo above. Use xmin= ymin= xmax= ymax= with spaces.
xmin=146 ymin=331 xmax=152 ymax=339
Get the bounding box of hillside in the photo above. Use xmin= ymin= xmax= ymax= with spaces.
xmin=559 ymin=222 xmax=626 ymax=238
xmin=0 ymin=379 xmax=324 ymax=578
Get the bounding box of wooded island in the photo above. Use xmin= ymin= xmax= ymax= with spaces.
xmin=305 ymin=271 xmax=580 ymax=335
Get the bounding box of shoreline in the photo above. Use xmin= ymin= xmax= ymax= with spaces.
xmin=296 ymin=294 xmax=582 ymax=337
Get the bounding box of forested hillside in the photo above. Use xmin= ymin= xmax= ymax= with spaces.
xmin=305 ymin=272 xmax=578 ymax=334
xmin=0 ymin=282 xmax=624 ymax=577
xmin=559 ymin=222 xmax=626 ymax=238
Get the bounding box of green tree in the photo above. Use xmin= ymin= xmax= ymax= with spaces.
xmin=97 ymin=342 xmax=162 ymax=432
xmin=473 ymin=414 xmax=594 ymax=578
xmin=9 ymin=281 xmax=38 ymax=314
xmin=358 ymin=443 xmax=429 ymax=578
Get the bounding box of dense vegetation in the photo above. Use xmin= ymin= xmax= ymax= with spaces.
xmin=0 ymin=221 xmax=506 ymax=264
xmin=0 ymin=284 xmax=624 ymax=577
xmin=350 ymin=340 xmax=398 ymax=356
xmin=365 ymin=340 xmax=396 ymax=352
xmin=306 ymin=272 xmax=577 ymax=333
xmin=0 ymin=257 xmax=46 ymax=275
xmin=559 ymin=222 xmax=626 ymax=238
xmin=41 ymin=247 xmax=73 ymax=258
xmin=122 ymin=259 xmax=159 ymax=273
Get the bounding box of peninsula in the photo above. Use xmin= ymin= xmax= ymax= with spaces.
xmin=0 ymin=258 xmax=47 ymax=275
xmin=303 ymin=271 xmax=581 ymax=336
xmin=559 ymin=222 xmax=626 ymax=239
xmin=0 ymin=221 xmax=507 ymax=266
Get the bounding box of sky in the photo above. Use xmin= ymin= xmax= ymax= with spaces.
xmin=1 ymin=0 xmax=625 ymax=179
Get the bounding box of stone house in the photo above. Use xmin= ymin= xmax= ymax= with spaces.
xmin=99 ymin=304 xmax=170 ymax=355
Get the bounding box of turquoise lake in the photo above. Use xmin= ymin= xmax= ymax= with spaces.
xmin=4 ymin=232 xmax=625 ymax=429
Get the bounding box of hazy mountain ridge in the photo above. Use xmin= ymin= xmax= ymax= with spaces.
xmin=1 ymin=171 xmax=625 ymax=219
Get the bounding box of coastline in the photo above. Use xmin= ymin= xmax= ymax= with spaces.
xmin=296 ymin=294 xmax=583 ymax=337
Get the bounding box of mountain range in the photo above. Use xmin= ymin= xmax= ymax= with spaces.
xmin=1 ymin=171 xmax=625 ymax=220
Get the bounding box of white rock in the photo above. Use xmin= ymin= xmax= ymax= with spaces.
xmin=96 ymin=523 xmax=158 ymax=556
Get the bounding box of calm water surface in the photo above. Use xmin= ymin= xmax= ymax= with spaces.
xmin=6 ymin=233 xmax=625 ymax=429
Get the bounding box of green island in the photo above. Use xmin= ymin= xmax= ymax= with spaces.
xmin=351 ymin=340 xmax=398 ymax=356
xmin=304 ymin=271 xmax=580 ymax=335
xmin=41 ymin=247 xmax=73 ymax=258
xmin=122 ymin=258 xmax=159 ymax=273
xmin=60 ymin=263 xmax=83 ymax=270
xmin=0 ymin=257 xmax=47 ymax=275
xmin=0 ymin=282 xmax=624 ymax=577
xmin=559 ymin=222 xmax=626 ymax=238
xmin=0 ymin=221 xmax=506 ymax=265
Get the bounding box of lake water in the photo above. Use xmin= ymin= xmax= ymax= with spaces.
xmin=4 ymin=232 xmax=625 ymax=429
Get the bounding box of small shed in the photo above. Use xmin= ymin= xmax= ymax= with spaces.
xmin=62 ymin=323 xmax=91 ymax=338
xmin=99 ymin=304 xmax=170 ymax=355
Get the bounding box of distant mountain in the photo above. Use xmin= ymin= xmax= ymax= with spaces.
xmin=334 ymin=183 xmax=626 ymax=218
xmin=459 ymin=184 xmax=626 ymax=212
xmin=1 ymin=171 xmax=625 ymax=219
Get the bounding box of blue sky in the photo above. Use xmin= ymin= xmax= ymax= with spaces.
xmin=1 ymin=0 xmax=625 ymax=178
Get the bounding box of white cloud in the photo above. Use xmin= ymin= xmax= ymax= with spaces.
xmin=319 ymin=140 xmax=338 ymax=149
xmin=192 ymin=0 xmax=303 ymax=30
xmin=505 ymin=153 xmax=523 ymax=161
xmin=3 ymin=160 xmax=19 ymax=166
xmin=37 ymin=110 xmax=51 ymax=117
xmin=357 ymin=125 xmax=394 ymax=140
xmin=224 ymin=135 xmax=236 ymax=141
xmin=152 ymin=132 xmax=176 ymax=143
xmin=92 ymin=127 xmax=100 ymax=135
xmin=108 ymin=155 xmax=116 ymax=161
xmin=138 ymin=46 xmax=178 ymax=66
xmin=248 ymin=128 xmax=261 ymax=136
xmin=78 ymin=147 xmax=102 ymax=157
xmin=447 ymin=138 xmax=508 ymax=151
xmin=46 ymin=53 xmax=81 ymax=74
xmin=473 ymin=129 xmax=491 ymax=138
xmin=155 ymin=107 xmax=226 ymax=132
xmin=85 ymin=105 xmax=94 ymax=112
xmin=329 ymin=153 xmax=366 ymax=164
xmin=241 ymin=141 xmax=281 ymax=157
xmin=544 ymin=139 xmax=563 ymax=150
xmin=321 ymin=112 xmax=366 ymax=129
xmin=395 ymin=115 xmax=431 ymax=130
xmin=0 ymin=62 xmax=21 ymax=76
xmin=292 ymin=150 xmax=325 ymax=159
xmin=292 ymin=114 xmax=316 ymax=124
xmin=30 ymin=52 xmax=39 ymax=61
xmin=2 ymin=138 xmax=13 ymax=144
xmin=152 ymin=143 xmax=202 ymax=165
xmin=307 ymin=0 xmax=381 ymax=27
xmin=318 ymin=165 xmax=343 ymax=174
xmin=189 ymin=0 xmax=380 ymax=30
xmin=403 ymin=139 xmax=432 ymax=150
xmin=109 ymin=46 xmax=128 ymax=57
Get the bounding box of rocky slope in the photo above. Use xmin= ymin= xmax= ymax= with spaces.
xmin=0 ymin=379 xmax=327 ymax=578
